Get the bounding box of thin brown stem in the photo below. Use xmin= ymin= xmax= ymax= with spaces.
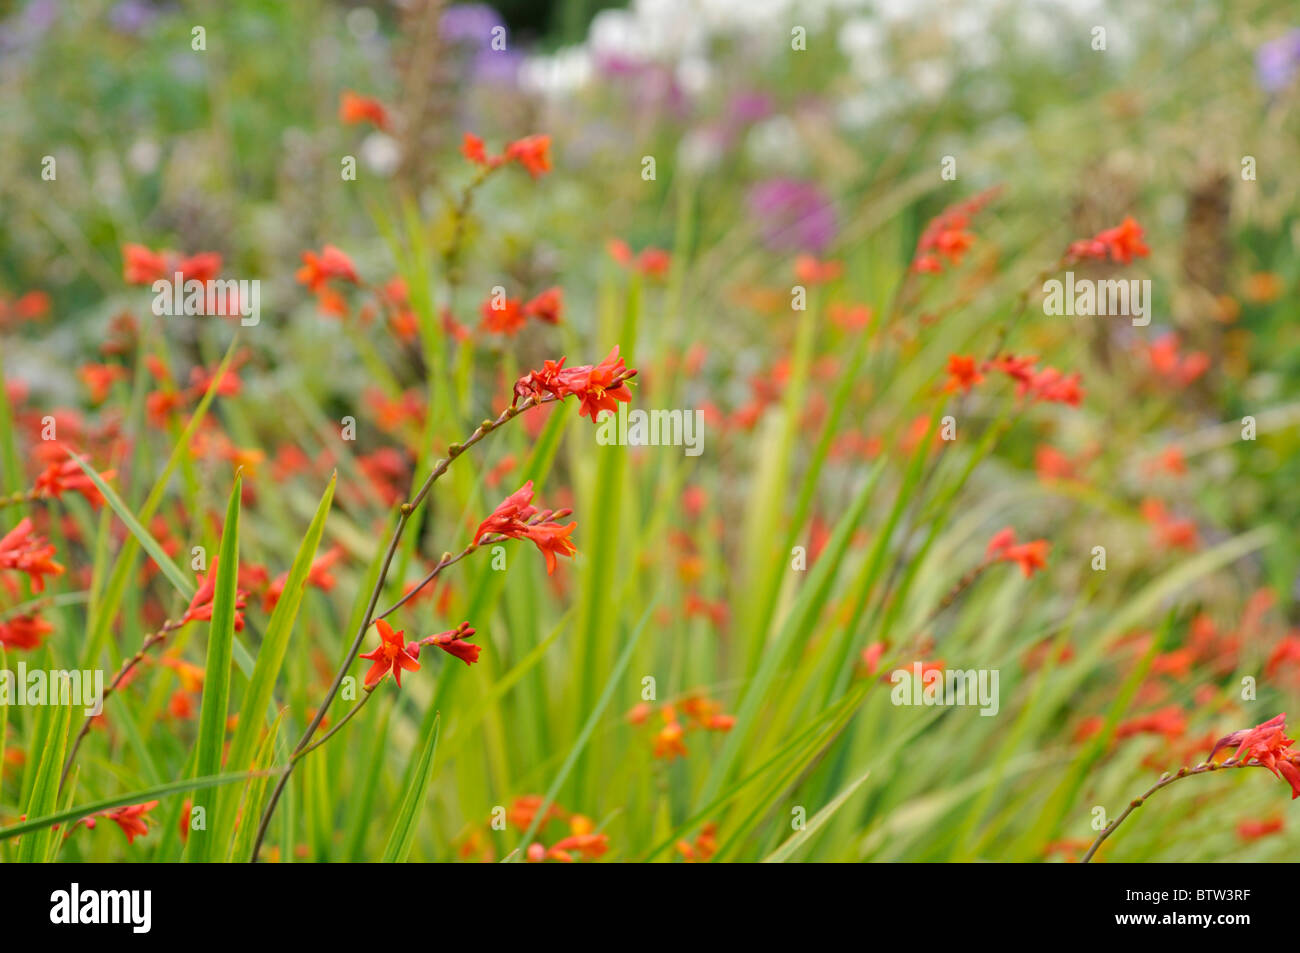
xmin=59 ymin=618 xmax=183 ymax=793
xmin=1081 ymin=758 xmax=1277 ymax=863
xmin=294 ymin=689 xmax=378 ymax=760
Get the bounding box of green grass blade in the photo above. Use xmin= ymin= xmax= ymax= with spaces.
xmin=188 ymin=473 xmax=242 ymax=862
xmin=381 ymin=711 xmax=441 ymax=862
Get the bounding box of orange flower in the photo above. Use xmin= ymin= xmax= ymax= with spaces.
xmin=33 ymin=458 xmax=115 ymax=507
xmin=78 ymin=363 xmax=127 ymax=404
xmin=296 ymin=245 xmax=359 ymax=293
xmin=1142 ymin=334 xmax=1210 ymax=387
xmin=523 ymin=286 xmax=563 ymax=324
xmin=984 ymin=527 xmax=1049 ymax=577
xmin=910 ymin=188 xmax=1000 ymax=274
xmin=943 ymin=354 xmax=983 ymax=393
xmin=1140 ymin=498 xmax=1199 ymax=552
xmin=676 ymin=822 xmax=718 ymax=862
xmin=339 ymin=90 xmax=390 ymax=131
xmin=121 ymin=244 xmax=222 ymax=285
xmin=0 ymin=518 xmax=64 ymax=592
xmin=794 ymin=255 xmax=842 ymax=285
xmin=1209 ymin=713 xmax=1300 ymax=799
xmin=461 ymin=132 xmax=493 ymax=165
xmin=607 ymin=239 xmax=671 ymax=278
xmin=1237 ymin=817 xmax=1284 ymax=841
xmin=509 ymin=794 xmax=565 ymax=831
xmin=122 ymin=243 xmax=169 ymax=284
xmin=415 ymin=621 xmax=480 ymax=666
xmin=263 ymin=545 xmax=346 ymax=611
xmin=474 ymin=482 xmax=578 ymax=575
xmin=1116 ymin=706 xmax=1187 ymax=741
xmin=182 ymin=556 xmax=248 ymax=631
xmin=522 ymin=521 xmax=577 ymax=575
xmin=474 ymin=481 xmax=539 ymax=544
xmin=548 ymin=831 xmax=609 ymax=862
xmin=1068 ymin=216 xmax=1149 ymax=265
xmin=504 ymin=134 xmax=551 ymax=178
xmin=359 ymin=619 xmax=420 ymax=688
xmin=0 ymin=613 xmax=53 ymax=651
xmin=480 ymin=294 xmax=526 ymax=335
xmin=653 ymin=719 xmax=688 ymax=760
xmin=70 ymin=800 xmax=161 ymax=844
xmin=571 ymin=346 xmax=633 ymax=422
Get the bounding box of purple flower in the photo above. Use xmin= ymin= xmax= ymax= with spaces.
xmin=440 ymin=4 xmax=506 ymax=49
xmin=728 ymin=92 xmax=773 ymax=127
xmin=748 ymin=179 xmax=837 ymax=255
xmin=1256 ymin=29 xmax=1300 ymax=93
xmin=109 ymin=0 xmax=158 ymax=35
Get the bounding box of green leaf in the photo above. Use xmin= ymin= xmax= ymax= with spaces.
xmin=229 ymin=708 xmax=286 ymax=862
xmin=381 ymin=711 xmax=441 ymax=862
xmin=66 ymin=449 xmax=194 ymax=599
xmin=17 ymin=700 xmax=71 ymax=862
xmin=216 ymin=473 xmax=336 ymax=849
xmin=514 ymin=601 xmax=655 ymax=858
xmin=189 ymin=473 xmax=242 ymax=862
xmin=0 ymin=769 xmax=283 ymax=842
xmin=762 ymin=766 xmax=872 ymax=862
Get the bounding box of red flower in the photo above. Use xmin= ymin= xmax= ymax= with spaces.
xmin=607 ymin=240 xmax=671 ymax=278
xmin=296 ymin=246 xmax=360 ymax=293
xmin=1024 ymin=366 xmax=1084 ymax=406
xmin=571 ymin=346 xmax=633 ymax=422
xmin=1140 ymin=498 xmax=1199 ymax=552
xmin=984 ymin=527 xmax=1049 ymax=577
xmin=474 ymin=482 xmax=579 ymax=575
xmin=263 ymin=545 xmax=346 ymax=612
xmin=504 ymin=135 xmax=551 ymax=178
xmin=480 ymin=294 xmax=526 ymax=335
xmin=359 ymin=619 xmax=420 ymax=688
xmin=77 ymin=800 xmax=161 ymax=844
xmin=78 ymin=363 xmax=127 ymax=404
xmin=653 ymin=718 xmax=688 ymax=760
xmin=1238 ymin=817 xmax=1284 ymax=841
xmin=510 ymin=351 xmax=637 ymax=420
xmin=522 ymin=521 xmax=578 ymax=575
xmin=415 ymin=622 xmax=480 ymax=666
xmin=1116 ymin=706 xmax=1187 ymax=741
xmin=911 ymin=188 xmax=1000 ymax=274
xmin=943 ymin=354 xmax=984 ymax=393
xmin=523 ymin=286 xmax=563 ymax=324
xmin=1068 ymin=216 xmax=1149 ymax=265
xmin=0 ymin=613 xmax=53 ymax=651
xmin=1142 ymin=334 xmax=1210 ymax=387
xmin=474 ymin=480 xmax=539 ymax=544
xmin=513 ymin=358 xmax=574 ymax=405
xmin=34 ymin=458 xmax=115 ymax=507
xmin=987 ymin=353 xmax=1039 ymax=388
xmin=0 ymin=518 xmax=64 ymax=592
xmin=339 ymin=91 xmax=390 ymax=131
xmin=182 ymin=556 xmax=248 ymax=631
xmin=107 ymin=800 xmax=160 ymax=843
xmin=122 ymin=243 xmax=169 ymax=284
xmin=461 ymin=132 xmax=492 ymax=166
xmin=1210 ymin=713 xmax=1300 ymax=800
xmin=794 ymin=255 xmax=842 ymax=285
xmin=121 ymin=244 xmax=222 ymax=285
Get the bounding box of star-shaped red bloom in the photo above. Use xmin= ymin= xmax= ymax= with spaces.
xmin=359 ymin=619 xmax=420 ymax=689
